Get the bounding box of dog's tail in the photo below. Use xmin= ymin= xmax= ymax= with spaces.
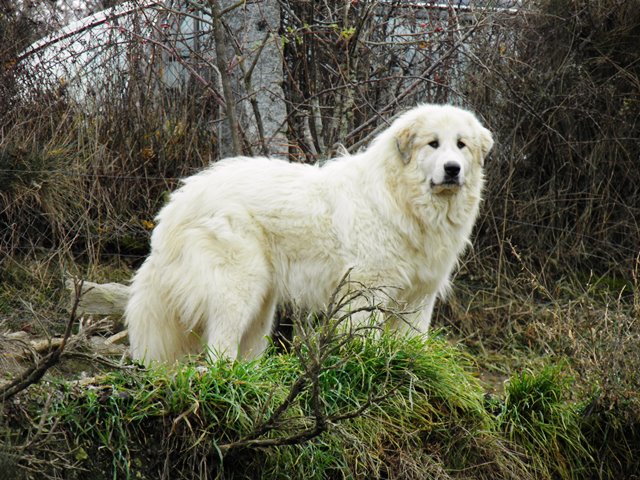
xmin=125 ymin=259 xmax=193 ymax=364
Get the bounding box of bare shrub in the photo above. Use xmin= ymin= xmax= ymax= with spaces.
xmin=1 ymin=3 xmax=218 ymax=261
xmin=280 ymin=0 xmax=493 ymax=160
xmin=465 ymin=0 xmax=640 ymax=283
xmin=2 ymin=1 xmax=499 ymax=262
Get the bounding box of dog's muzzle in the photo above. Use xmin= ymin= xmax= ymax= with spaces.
xmin=431 ymin=161 xmax=462 ymax=193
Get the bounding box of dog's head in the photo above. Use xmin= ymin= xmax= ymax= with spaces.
xmin=392 ymin=104 xmax=493 ymax=195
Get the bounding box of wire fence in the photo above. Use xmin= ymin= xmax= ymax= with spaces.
xmin=1 ymin=166 xmax=638 ymax=263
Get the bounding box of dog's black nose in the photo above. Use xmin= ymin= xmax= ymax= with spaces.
xmin=444 ymin=162 xmax=461 ymax=178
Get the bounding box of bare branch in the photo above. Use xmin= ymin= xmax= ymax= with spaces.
xmin=346 ymin=18 xmax=486 ymax=151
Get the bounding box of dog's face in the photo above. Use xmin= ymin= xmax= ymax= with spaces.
xmin=394 ymin=105 xmax=493 ymax=195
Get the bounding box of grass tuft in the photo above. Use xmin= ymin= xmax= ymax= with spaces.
xmin=498 ymin=364 xmax=592 ymax=479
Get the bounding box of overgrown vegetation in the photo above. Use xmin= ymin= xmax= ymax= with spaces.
xmin=1 ymin=0 xmax=639 ymax=478
xmin=0 ymin=331 xmax=614 ymax=479
xmin=465 ymin=0 xmax=640 ymax=282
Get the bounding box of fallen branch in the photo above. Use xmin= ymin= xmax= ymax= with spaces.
xmin=0 ymin=280 xmax=84 ymax=401
xmin=5 ymin=330 xmax=129 ymax=362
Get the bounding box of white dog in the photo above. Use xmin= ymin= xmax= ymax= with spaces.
xmin=126 ymin=104 xmax=493 ymax=364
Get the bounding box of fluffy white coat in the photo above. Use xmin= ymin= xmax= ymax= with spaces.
xmin=126 ymin=104 xmax=494 ymax=363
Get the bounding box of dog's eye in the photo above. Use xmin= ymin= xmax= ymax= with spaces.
xmin=428 ymin=140 xmax=439 ymax=149
xmin=457 ymin=140 xmax=466 ymax=149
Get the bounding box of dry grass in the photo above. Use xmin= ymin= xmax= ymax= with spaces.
xmin=435 ymin=267 xmax=640 ymax=478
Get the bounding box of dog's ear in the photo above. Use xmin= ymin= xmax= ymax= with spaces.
xmin=478 ymin=126 xmax=494 ymax=165
xmin=395 ymin=128 xmax=415 ymax=165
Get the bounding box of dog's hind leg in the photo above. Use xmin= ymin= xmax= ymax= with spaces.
xmin=202 ymin=287 xmax=277 ymax=361
xmin=198 ymin=242 xmax=276 ymax=362
xmin=407 ymin=293 xmax=437 ymax=334
xmin=238 ymin=287 xmax=278 ymax=360
xmin=126 ymin=259 xmax=200 ymax=364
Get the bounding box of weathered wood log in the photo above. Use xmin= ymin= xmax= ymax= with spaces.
xmin=65 ymin=279 xmax=130 ymax=316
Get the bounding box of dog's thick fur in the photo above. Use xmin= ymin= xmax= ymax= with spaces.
xmin=126 ymin=104 xmax=493 ymax=363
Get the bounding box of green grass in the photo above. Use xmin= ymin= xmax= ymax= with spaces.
xmin=1 ymin=333 xmax=497 ymax=479
xmin=3 ymin=273 xmax=639 ymax=479
xmin=498 ymin=364 xmax=592 ymax=479
xmin=7 ymin=327 xmax=630 ymax=479
xmin=54 ymin=333 xmax=493 ymax=479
